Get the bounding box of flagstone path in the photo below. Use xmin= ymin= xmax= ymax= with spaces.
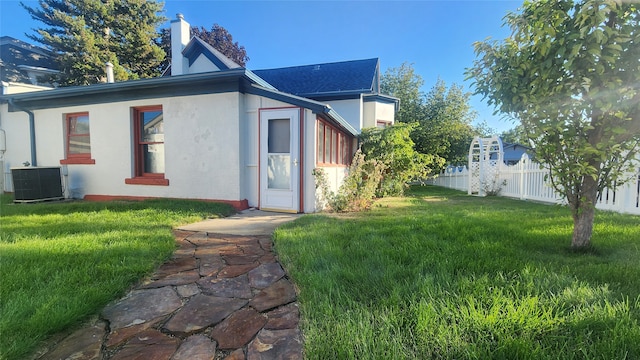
xmin=38 ymin=229 xmax=303 ymax=360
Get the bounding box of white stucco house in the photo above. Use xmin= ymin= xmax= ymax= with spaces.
xmin=0 ymin=14 xmax=398 ymax=213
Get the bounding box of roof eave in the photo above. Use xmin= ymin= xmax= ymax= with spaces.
xmin=16 ymin=65 xmax=60 ymax=74
xmin=363 ymin=93 xmax=400 ymax=113
xmin=324 ymin=107 xmax=358 ymax=135
xmin=363 ymin=93 xmax=399 ymax=102
xmin=245 ymin=70 xmax=276 ymax=90
xmin=1 ymin=69 xmax=249 ymax=105
xmin=298 ymin=89 xmax=372 ymax=98
xmin=245 ymin=84 xmax=358 ymax=136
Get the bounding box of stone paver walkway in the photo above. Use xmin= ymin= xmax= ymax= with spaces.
xmin=38 ymin=228 xmax=302 ymax=360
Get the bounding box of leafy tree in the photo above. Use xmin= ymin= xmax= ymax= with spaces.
xmin=360 ymin=124 xmax=445 ymax=196
xmin=467 ymin=0 xmax=640 ymax=249
xmin=192 ymin=25 xmax=249 ymax=67
xmin=381 ymin=63 xmax=424 ymax=124
xmin=22 ymin=0 xmax=165 ymax=86
xmin=381 ymin=64 xmax=479 ymax=166
xmin=473 ymin=120 xmax=498 ymax=138
xmin=418 ymin=79 xmax=478 ymax=165
xmin=500 ymin=124 xmax=529 ymax=145
xmin=159 ymin=23 xmax=249 ymax=69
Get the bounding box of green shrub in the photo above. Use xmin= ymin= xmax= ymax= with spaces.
xmin=313 ymin=150 xmax=385 ymax=212
xmin=314 ymin=124 xmax=445 ymax=212
xmin=360 ymin=124 xmax=445 ymax=197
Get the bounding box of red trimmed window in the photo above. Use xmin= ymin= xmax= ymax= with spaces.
xmin=376 ymin=120 xmax=391 ymax=128
xmin=316 ymin=120 xmax=354 ymax=166
xmin=60 ymin=112 xmax=95 ymax=165
xmin=125 ymin=106 xmax=168 ymax=186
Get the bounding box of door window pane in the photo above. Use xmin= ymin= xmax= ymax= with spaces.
xmin=268 ymin=119 xmax=290 ymax=153
xmin=268 ymin=154 xmax=290 ymax=189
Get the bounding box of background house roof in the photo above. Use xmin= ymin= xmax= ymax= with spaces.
xmin=253 ymin=58 xmax=380 ymax=98
xmin=183 ymin=37 xmax=242 ymax=70
xmin=0 ymin=36 xmax=57 ymax=85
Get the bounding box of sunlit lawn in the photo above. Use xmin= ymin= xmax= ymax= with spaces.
xmin=275 ymin=186 xmax=640 ymax=359
xmin=0 ymin=195 xmax=235 ymax=360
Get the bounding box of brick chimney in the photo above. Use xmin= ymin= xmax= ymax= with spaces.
xmin=170 ymin=14 xmax=190 ymax=76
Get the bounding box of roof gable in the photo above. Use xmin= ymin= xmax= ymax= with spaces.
xmin=182 ymin=37 xmax=242 ymax=71
xmin=253 ymin=58 xmax=380 ymax=97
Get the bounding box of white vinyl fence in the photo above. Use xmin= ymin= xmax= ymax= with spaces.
xmin=429 ymin=154 xmax=640 ymax=215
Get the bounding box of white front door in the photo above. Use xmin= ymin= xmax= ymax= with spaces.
xmin=259 ymin=108 xmax=300 ymax=213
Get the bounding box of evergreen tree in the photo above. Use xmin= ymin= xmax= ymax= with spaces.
xmin=22 ymin=0 xmax=165 ymax=86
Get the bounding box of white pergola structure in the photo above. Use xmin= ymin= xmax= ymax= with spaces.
xmin=468 ymin=136 xmax=504 ymax=196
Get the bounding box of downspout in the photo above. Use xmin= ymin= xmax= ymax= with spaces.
xmin=8 ymin=99 xmax=37 ymax=166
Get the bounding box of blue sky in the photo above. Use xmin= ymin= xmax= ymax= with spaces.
xmin=0 ymin=0 xmax=521 ymax=132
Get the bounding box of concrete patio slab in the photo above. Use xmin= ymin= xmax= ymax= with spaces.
xmin=177 ymin=209 xmax=302 ymax=236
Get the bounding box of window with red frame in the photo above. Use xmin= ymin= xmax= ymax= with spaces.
xmin=376 ymin=120 xmax=391 ymax=128
xmin=125 ymin=106 xmax=168 ymax=185
xmin=316 ymin=120 xmax=354 ymax=165
xmin=61 ymin=112 xmax=95 ymax=164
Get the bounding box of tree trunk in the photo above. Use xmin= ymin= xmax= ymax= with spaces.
xmin=571 ymin=175 xmax=599 ymax=249
xmin=572 ymin=202 xmax=596 ymax=249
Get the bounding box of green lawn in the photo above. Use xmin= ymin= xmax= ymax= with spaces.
xmin=274 ymin=186 xmax=640 ymax=359
xmin=0 ymin=195 xmax=235 ymax=360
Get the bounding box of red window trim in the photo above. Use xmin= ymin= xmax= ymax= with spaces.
xmin=125 ymin=105 xmax=168 ymax=186
xmin=376 ymin=120 xmax=392 ymax=128
xmin=60 ymin=112 xmax=95 ymax=165
xmin=60 ymin=158 xmax=96 ymax=165
xmin=316 ymin=119 xmax=353 ymax=166
xmin=124 ymin=177 xmax=169 ymax=186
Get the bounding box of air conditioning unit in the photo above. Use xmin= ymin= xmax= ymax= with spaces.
xmin=11 ymin=167 xmax=64 ymax=203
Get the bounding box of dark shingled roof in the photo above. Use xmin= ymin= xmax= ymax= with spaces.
xmin=253 ymin=58 xmax=380 ymax=97
xmin=0 ymin=36 xmax=56 ymax=84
